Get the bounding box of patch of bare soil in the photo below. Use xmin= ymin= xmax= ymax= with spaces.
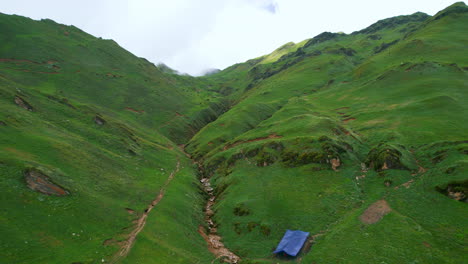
xmin=24 ymin=169 xmax=69 ymax=196
xmin=124 ymin=107 xmax=145 ymax=113
xmin=417 ymin=165 xmax=427 ymax=174
xmin=360 ymin=200 xmax=392 ymax=224
xmin=199 ymin=175 xmax=240 ymax=263
xmin=1 ymin=59 xmax=60 ymax=74
xmin=105 ymin=73 xmax=122 ymax=78
xmin=334 ymin=107 xmax=350 ymax=111
xmin=447 ymin=189 xmax=466 ymax=201
xmin=356 ymin=174 xmax=366 ymax=181
xmin=15 ymin=96 xmax=33 ymax=111
xmin=330 ymin=158 xmax=341 ymax=171
xmin=103 ymin=238 xmax=123 ymax=247
xmin=109 ymin=161 xmax=180 ymax=264
xmin=38 ymin=71 xmax=60 ymax=74
xmin=4 ymin=67 xmax=60 ymax=74
xmin=0 ymin=58 xmax=41 ymax=64
xmin=396 ymin=161 xmax=427 ymax=190
xmin=223 ymin=134 xmax=283 ymax=151
xmin=342 ymin=117 xmax=356 ymax=123
xmin=398 ymin=179 xmax=415 ymax=189
xmin=37 ymin=231 xmax=64 ymax=247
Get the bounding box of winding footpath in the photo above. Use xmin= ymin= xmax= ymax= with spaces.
xmin=109 ymin=160 xmax=180 ymax=264
xmin=108 ymin=148 xmax=240 ymax=264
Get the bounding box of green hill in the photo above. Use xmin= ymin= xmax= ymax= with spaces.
xmin=0 ymin=2 xmax=467 ymax=264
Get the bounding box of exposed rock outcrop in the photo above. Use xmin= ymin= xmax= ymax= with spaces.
xmin=15 ymin=96 xmax=33 ymax=111
xmin=24 ymin=169 xmax=69 ymax=196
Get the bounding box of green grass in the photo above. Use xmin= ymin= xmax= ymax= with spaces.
xmin=0 ymin=2 xmax=467 ymax=264
xmin=122 ymin=161 xmax=214 ymax=264
xmin=0 ymin=12 xmax=219 ymax=263
xmin=186 ymin=3 xmax=468 ymax=263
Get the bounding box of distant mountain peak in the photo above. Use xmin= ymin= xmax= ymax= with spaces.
xmin=200 ymin=68 xmax=221 ymax=76
xmin=433 ymin=1 xmax=468 ymax=20
xmin=156 ymin=63 xmax=179 ymax=74
xmin=352 ymin=12 xmax=430 ymax=35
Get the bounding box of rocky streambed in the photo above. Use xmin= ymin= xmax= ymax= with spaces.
xmin=198 ymin=173 xmax=240 ymax=263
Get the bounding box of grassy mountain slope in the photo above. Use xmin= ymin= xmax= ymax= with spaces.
xmin=0 ymin=13 xmax=232 ymax=144
xmin=0 ymin=2 xmax=467 ymax=264
xmin=186 ymin=2 xmax=468 ymax=263
xmin=0 ymin=77 xmax=213 ymax=263
xmin=0 ymin=14 xmax=217 ymax=264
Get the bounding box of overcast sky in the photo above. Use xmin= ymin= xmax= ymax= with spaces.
xmin=1 ymin=0 xmax=458 ymax=75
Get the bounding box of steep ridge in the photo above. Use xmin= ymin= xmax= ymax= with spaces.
xmin=185 ymin=2 xmax=468 ymax=263
xmin=0 ymin=13 xmax=231 ymax=144
xmin=0 ymin=13 xmax=216 ymax=264
xmin=0 ymin=2 xmax=467 ymax=264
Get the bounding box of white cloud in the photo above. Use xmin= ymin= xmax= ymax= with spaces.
xmin=246 ymin=0 xmax=279 ymax=13
xmin=0 ymin=0 xmax=458 ymax=75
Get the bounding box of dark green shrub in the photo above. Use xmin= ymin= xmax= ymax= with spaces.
xmin=256 ymin=151 xmax=277 ymax=166
xmin=265 ymin=141 xmax=284 ymax=151
xmin=233 ymin=203 xmax=251 ymax=216
xmin=233 ymin=222 xmax=242 ymax=234
xmin=366 ymin=144 xmax=408 ymax=171
xmin=227 ymin=152 xmax=244 ymax=167
xmin=245 ymin=148 xmax=260 ymax=157
xmin=247 ymin=222 xmax=259 ymax=232
xmin=260 ymin=224 xmax=271 ymax=236
xmin=206 ymin=156 xmax=226 ymax=174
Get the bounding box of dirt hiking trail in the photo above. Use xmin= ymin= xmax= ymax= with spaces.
xmin=109 ymin=160 xmax=180 ymax=264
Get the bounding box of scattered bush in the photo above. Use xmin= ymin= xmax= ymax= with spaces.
xmin=374 ymin=39 xmax=400 ymax=54
xmin=265 ymin=141 xmax=284 ymax=151
xmin=233 ymin=203 xmax=251 ymax=216
xmin=256 ymin=151 xmax=277 ymax=167
xmin=445 ymin=167 xmax=456 ymax=174
xmin=366 ymin=144 xmax=408 ymax=171
xmin=247 ymin=222 xmax=259 ymax=232
xmin=245 ymin=148 xmax=260 ymax=158
xmin=260 ymin=224 xmax=271 ymax=236
xmin=227 ymin=153 xmax=244 ymax=167
xmin=432 ymin=150 xmax=448 ymax=164
xmin=233 ymin=222 xmax=242 ymax=234
xmin=384 ymin=179 xmax=393 ymax=187
xmin=435 ymin=180 xmax=468 ymax=202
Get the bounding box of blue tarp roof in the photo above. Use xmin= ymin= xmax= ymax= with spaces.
xmin=273 ymin=230 xmax=309 ymax=257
